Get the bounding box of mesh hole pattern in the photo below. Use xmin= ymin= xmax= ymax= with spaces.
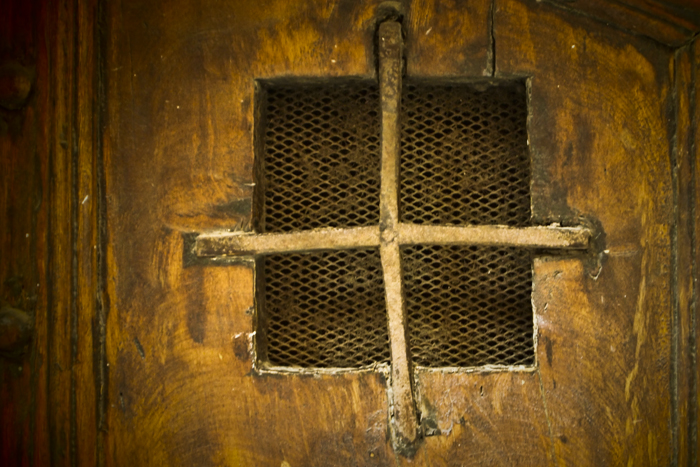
xmin=402 ymin=245 xmax=534 ymax=367
xmin=263 ymin=249 xmax=390 ymax=367
xmin=262 ymin=81 xmax=381 ymax=233
xmin=400 ymin=82 xmax=531 ymax=226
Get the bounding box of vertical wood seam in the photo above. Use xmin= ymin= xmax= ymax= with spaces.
xmin=671 ymin=46 xmax=680 ymax=467
xmin=688 ymin=38 xmax=698 ymax=467
xmin=70 ymin=1 xmax=81 ymax=464
xmin=488 ymin=0 xmax=496 ymax=77
xmin=94 ymin=0 xmax=108 ymax=463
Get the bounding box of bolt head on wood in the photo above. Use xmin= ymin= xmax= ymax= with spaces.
xmin=0 ymin=62 xmax=32 ymax=110
xmin=0 ymin=305 xmax=32 ymax=354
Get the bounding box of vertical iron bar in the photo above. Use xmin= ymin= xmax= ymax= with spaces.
xmin=378 ymin=20 xmax=419 ymax=451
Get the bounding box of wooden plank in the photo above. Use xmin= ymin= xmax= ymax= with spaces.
xmin=692 ymin=37 xmax=700 ymax=467
xmin=404 ymin=0 xmax=491 ymax=77
xmin=0 ymin=1 xmax=51 ymax=465
xmin=496 ymin=1 xmax=674 ymax=465
xmin=75 ymin=0 xmax=100 ymax=465
xmin=48 ymin=1 xmax=77 ymax=465
xmin=675 ymin=42 xmax=694 ymax=467
xmin=103 ymin=1 xmax=408 ymax=464
xmin=543 ymin=0 xmax=699 ymax=47
xmin=415 ymin=371 xmax=551 ymax=466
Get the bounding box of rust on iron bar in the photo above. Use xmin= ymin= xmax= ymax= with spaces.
xmin=377 ymin=20 xmax=421 ymax=452
xmin=193 ymin=224 xmax=591 ymax=257
xmin=397 ymin=224 xmax=591 ymax=249
xmin=194 ymin=226 xmax=380 ymax=257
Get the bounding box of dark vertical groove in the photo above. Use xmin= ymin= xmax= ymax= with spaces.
xmin=28 ymin=5 xmax=45 ymax=464
xmin=69 ymin=0 xmax=80 ymax=465
xmin=670 ymin=49 xmax=680 ymax=467
xmin=688 ymin=40 xmax=698 ymax=467
xmin=488 ymin=0 xmax=496 ymax=77
xmin=45 ymin=1 xmax=57 ymax=463
xmin=94 ymin=0 xmax=108 ymax=464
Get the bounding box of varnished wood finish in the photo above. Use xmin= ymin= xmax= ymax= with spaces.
xmin=0 ymin=0 xmax=101 ymax=465
xmin=543 ymin=0 xmax=700 ymax=47
xmin=496 ymin=0 xmax=676 ymax=464
xmin=2 ymin=0 xmax=700 ymax=465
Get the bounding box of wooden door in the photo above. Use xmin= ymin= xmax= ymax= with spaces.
xmin=2 ymin=1 xmax=700 ymax=466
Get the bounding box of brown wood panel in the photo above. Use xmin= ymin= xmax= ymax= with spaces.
xmin=693 ymin=37 xmax=700 ymax=467
xmin=1 ymin=0 xmax=102 ymax=465
xmin=102 ymin=0 xmax=682 ymax=464
xmin=102 ymin=1 xmax=417 ymax=465
xmin=496 ymin=0 xmax=674 ymax=465
xmin=102 ymin=0 xmax=493 ymax=464
xmin=544 ymin=0 xmax=700 ymax=47
xmin=414 ymin=370 xmax=551 ymax=466
xmin=404 ymin=0 xmax=490 ymax=77
xmin=0 ymin=1 xmax=50 ymax=465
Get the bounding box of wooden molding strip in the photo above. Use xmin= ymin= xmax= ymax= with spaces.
xmin=194 ymin=224 xmax=591 ymax=257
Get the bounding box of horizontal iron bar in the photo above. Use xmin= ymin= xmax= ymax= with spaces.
xmin=397 ymin=224 xmax=591 ymax=249
xmin=194 ymin=224 xmax=590 ymax=257
xmin=194 ymin=226 xmax=381 ymax=257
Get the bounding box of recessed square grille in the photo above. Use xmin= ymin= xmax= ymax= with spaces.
xmin=255 ymin=78 xmax=536 ymax=371
xmin=402 ymin=245 xmax=534 ymax=367
xmin=400 ymin=81 xmax=531 ymax=226
xmin=262 ymin=249 xmax=390 ymax=368
xmin=260 ymin=81 xmax=381 ymax=233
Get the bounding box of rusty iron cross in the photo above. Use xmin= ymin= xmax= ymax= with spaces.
xmin=193 ymin=21 xmax=591 ymax=453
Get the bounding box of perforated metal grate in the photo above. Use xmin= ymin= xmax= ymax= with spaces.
xmin=263 ymin=249 xmax=390 ymax=367
xmin=402 ymin=245 xmax=534 ymax=367
xmin=400 ymin=82 xmax=531 ymax=226
xmin=261 ymin=81 xmax=381 ymax=233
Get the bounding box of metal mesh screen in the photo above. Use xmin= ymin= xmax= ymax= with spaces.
xmin=400 ymin=81 xmax=531 ymax=226
xmin=262 ymin=249 xmax=390 ymax=367
xmin=402 ymin=245 xmax=534 ymax=367
xmin=261 ymin=81 xmax=381 ymax=233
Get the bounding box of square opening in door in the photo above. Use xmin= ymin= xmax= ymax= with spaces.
xmin=254 ymin=79 xmax=534 ymax=370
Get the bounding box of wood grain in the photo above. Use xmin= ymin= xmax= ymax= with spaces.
xmin=102 ymin=0 xmax=683 ymax=464
xmin=543 ymin=0 xmax=699 ymax=47
xmin=1 ymin=0 xmax=101 ymax=465
xmin=496 ymin=0 xmax=675 ymax=464
xmin=675 ymin=42 xmax=695 ymax=467
xmin=694 ymin=37 xmax=700 ymax=467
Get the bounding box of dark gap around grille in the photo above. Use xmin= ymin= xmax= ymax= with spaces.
xmin=258 ymin=80 xmax=381 ymax=233
xmin=262 ymin=249 xmax=391 ymax=368
xmin=402 ymin=245 xmax=534 ymax=367
xmin=400 ymin=80 xmax=531 ymax=226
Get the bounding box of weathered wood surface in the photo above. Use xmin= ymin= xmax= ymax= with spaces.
xmin=100 ymin=0 xmax=686 ymax=465
xmin=694 ymin=38 xmax=700 ymax=467
xmin=496 ymin=0 xmax=675 ymax=465
xmin=676 ymin=42 xmax=693 ymax=467
xmin=0 ymin=1 xmax=50 ymax=465
xmin=543 ymin=0 xmax=700 ymax=48
xmin=1 ymin=0 xmax=101 ymax=465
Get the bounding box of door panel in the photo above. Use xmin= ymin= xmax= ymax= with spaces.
xmin=103 ymin=1 xmax=675 ymax=465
